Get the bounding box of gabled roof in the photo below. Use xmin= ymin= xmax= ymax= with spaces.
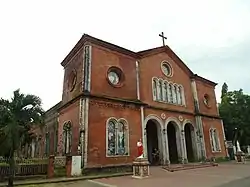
xmin=61 ymin=34 xmax=139 ymax=67
xmin=138 ymin=46 xmax=194 ymax=77
xmin=60 ymin=34 xmax=217 ymax=86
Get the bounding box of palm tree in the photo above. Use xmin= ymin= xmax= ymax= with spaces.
xmin=0 ymin=89 xmax=44 ymax=186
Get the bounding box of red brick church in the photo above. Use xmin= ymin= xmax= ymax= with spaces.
xmin=43 ymin=33 xmax=227 ymax=168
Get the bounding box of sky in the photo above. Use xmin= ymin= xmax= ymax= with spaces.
xmin=0 ymin=0 xmax=249 ymax=110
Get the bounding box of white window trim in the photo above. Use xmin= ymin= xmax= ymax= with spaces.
xmin=209 ymin=128 xmax=221 ymax=153
xmin=151 ymin=77 xmax=186 ymax=106
xmin=152 ymin=77 xmax=158 ymax=101
xmin=63 ymin=121 xmax=72 ymax=155
xmin=106 ymin=117 xmax=130 ymax=157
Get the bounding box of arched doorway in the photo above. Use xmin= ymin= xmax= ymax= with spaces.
xmin=146 ymin=120 xmax=160 ymax=165
xmin=184 ymin=123 xmax=194 ymax=162
xmin=167 ymin=122 xmax=179 ymax=163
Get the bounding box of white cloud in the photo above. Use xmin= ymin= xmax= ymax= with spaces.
xmin=0 ymin=0 xmax=249 ymax=109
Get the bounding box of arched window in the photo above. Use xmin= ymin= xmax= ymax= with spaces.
xmin=176 ymin=85 xmax=181 ymax=105
xmin=63 ymin=121 xmax=72 ymax=155
xmin=158 ymin=79 xmax=163 ymax=101
xmin=168 ymin=83 xmax=173 ymax=103
xmin=163 ymin=81 xmax=168 ymax=102
xmin=209 ymin=128 xmax=221 ymax=152
xmin=152 ymin=78 xmax=158 ymax=101
xmin=106 ymin=118 xmax=129 ymax=156
xmin=179 ymin=86 xmax=185 ymax=105
xmin=172 ymin=84 xmax=178 ymax=104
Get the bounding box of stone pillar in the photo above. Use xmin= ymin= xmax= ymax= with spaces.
xmin=66 ymin=155 xmax=72 ymax=177
xmin=132 ymin=157 xmax=150 ymax=179
xmin=181 ymin=129 xmax=187 ymax=164
xmin=47 ymin=155 xmax=55 ymax=178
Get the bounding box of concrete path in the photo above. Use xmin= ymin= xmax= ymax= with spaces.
xmin=14 ymin=162 xmax=250 ymax=187
xmin=92 ymin=163 xmax=250 ymax=187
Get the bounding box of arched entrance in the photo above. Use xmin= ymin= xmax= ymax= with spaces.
xmin=146 ymin=120 xmax=161 ymax=165
xmin=167 ymin=122 xmax=179 ymax=163
xmin=184 ymin=123 xmax=195 ymax=162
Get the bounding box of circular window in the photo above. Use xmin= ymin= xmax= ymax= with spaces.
xmin=161 ymin=62 xmax=172 ymax=77
xmin=68 ymin=70 xmax=77 ymax=92
xmin=108 ymin=71 xmax=120 ymax=85
xmin=203 ymin=94 xmax=211 ymax=108
xmin=107 ymin=67 xmax=124 ymax=87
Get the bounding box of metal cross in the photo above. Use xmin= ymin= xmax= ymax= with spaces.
xmin=159 ymin=32 xmax=167 ymax=46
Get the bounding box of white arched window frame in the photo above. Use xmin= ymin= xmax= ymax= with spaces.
xmin=179 ymin=85 xmax=186 ymax=106
xmin=152 ymin=78 xmax=158 ymax=101
xmin=106 ymin=118 xmax=129 ymax=157
xmin=171 ymin=84 xmax=177 ymax=104
xmin=158 ymin=79 xmax=164 ymax=101
xmin=209 ymin=128 xmax=221 ymax=152
xmin=151 ymin=77 xmax=185 ymax=106
xmin=63 ymin=121 xmax=72 ymax=155
xmin=173 ymin=84 xmax=179 ymax=104
xmin=176 ymin=84 xmax=181 ymax=105
xmin=163 ymin=81 xmax=168 ymax=102
xmin=168 ymin=83 xmax=173 ymax=103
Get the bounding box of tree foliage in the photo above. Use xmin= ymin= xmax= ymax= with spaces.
xmin=0 ymin=89 xmax=44 ymax=186
xmin=219 ymin=83 xmax=250 ymax=146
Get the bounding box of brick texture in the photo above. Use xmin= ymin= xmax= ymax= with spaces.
xmin=53 ymin=35 xmax=227 ymax=167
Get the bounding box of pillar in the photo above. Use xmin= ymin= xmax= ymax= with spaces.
xmin=47 ymin=155 xmax=55 ymax=178
xmin=66 ymin=155 xmax=72 ymax=177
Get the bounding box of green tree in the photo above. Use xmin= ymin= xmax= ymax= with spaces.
xmin=219 ymin=83 xmax=250 ymax=146
xmin=0 ymin=89 xmax=44 ymax=186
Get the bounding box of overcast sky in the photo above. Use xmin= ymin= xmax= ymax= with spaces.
xmin=0 ymin=0 xmax=249 ymax=110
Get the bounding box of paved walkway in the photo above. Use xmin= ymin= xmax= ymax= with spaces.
xmin=4 ymin=162 xmax=250 ymax=187
xmin=92 ymin=163 xmax=250 ymax=187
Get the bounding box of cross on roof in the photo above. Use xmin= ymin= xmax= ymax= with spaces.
xmin=159 ymin=32 xmax=167 ymax=46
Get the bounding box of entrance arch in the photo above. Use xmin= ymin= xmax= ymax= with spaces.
xmin=144 ymin=117 xmax=164 ymax=165
xmin=184 ymin=123 xmax=196 ymax=162
xmin=166 ymin=122 xmax=180 ymax=163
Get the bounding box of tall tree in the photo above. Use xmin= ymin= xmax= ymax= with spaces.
xmin=221 ymin=82 xmax=228 ymax=99
xmin=219 ymin=83 xmax=250 ymax=146
xmin=0 ymin=89 xmax=44 ymax=187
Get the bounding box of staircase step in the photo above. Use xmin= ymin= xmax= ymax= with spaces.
xmin=162 ymin=163 xmax=218 ymax=172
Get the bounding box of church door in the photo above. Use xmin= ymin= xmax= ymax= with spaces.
xmin=167 ymin=122 xmax=179 ymax=163
xmin=185 ymin=123 xmax=194 ymax=162
xmin=146 ymin=120 xmax=160 ymax=165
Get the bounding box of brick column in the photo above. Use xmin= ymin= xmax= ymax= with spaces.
xmin=47 ymin=155 xmax=55 ymax=178
xmin=66 ymin=155 xmax=72 ymax=177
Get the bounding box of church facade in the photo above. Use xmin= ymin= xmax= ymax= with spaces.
xmin=50 ymin=34 xmax=227 ymax=168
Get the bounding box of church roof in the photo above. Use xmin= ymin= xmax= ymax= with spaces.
xmin=61 ymin=34 xmax=217 ymax=86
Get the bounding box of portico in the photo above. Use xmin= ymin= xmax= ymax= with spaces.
xmin=143 ymin=114 xmax=199 ymax=165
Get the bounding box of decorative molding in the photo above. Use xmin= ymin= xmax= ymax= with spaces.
xmin=144 ymin=114 xmax=164 ymax=130
xmin=165 ymin=116 xmax=182 ymax=131
xmin=58 ymin=92 xmax=145 ymax=112
xmin=83 ymin=45 xmax=92 ymax=92
xmin=84 ymin=98 xmax=89 ymax=167
xmin=161 ymin=61 xmax=173 ymax=77
xmin=209 ymin=127 xmax=221 ymax=153
xmin=136 ymin=61 xmax=140 ymax=100
xmin=89 ymin=100 xmax=140 ymax=111
xmin=106 ymin=66 xmax=125 ymax=88
xmin=161 ymin=113 xmax=166 ymax=120
xmin=178 ymin=115 xmax=183 ymax=122
xmin=145 ymin=105 xmax=194 ymax=116
xmin=106 ymin=117 xmax=130 ymax=157
xmin=152 ymin=77 xmax=186 ymax=106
